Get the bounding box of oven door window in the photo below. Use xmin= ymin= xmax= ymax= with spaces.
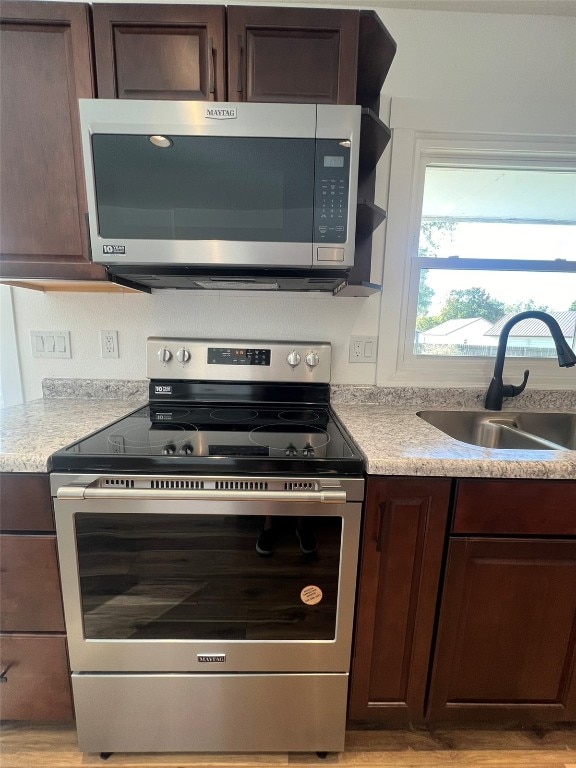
xmin=75 ymin=514 xmax=341 ymax=641
xmin=91 ymin=135 xmax=315 ymax=242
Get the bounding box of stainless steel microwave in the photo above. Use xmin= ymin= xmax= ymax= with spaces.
xmin=79 ymin=100 xmax=361 ymax=291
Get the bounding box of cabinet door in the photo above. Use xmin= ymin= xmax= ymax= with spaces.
xmin=0 ymin=473 xmax=53 ymax=532
xmin=0 ymin=1 xmax=106 ymax=281
xmin=428 ymin=538 xmax=576 ymax=722
xmin=93 ymin=4 xmax=226 ymax=101
xmin=0 ymin=635 xmax=73 ymax=721
xmin=228 ymin=6 xmax=359 ymax=104
xmin=348 ymin=477 xmax=451 ymax=724
xmin=0 ymin=535 xmax=65 ymax=632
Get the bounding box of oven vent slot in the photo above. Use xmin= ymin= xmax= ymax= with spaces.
xmin=215 ymin=480 xmax=269 ymax=491
xmin=284 ymin=481 xmax=317 ymax=491
xmin=103 ymin=478 xmax=135 ymax=488
xmin=150 ymin=479 xmax=205 ymax=490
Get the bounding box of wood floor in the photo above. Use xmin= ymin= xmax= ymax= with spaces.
xmin=1 ymin=724 xmax=576 ymax=768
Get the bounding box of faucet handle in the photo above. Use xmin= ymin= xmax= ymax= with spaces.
xmin=502 ymin=369 xmax=530 ymax=398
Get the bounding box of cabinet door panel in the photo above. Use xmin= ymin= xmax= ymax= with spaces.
xmin=228 ymin=7 xmax=358 ymax=104
xmin=0 ymin=473 xmax=53 ymax=532
xmin=93 ymin=4 xmax=226 ymax=101
xmin=454 ymin=479 xmax=576 ymax=536
xmin=0 ymin=535 xmax=65 ymax=631
xmin=0 ymin=634 xmax=72 ymax=721
xmin=0 ymin=2 xmax=104 ymax=279
xmin=428 ymin=538 xmax=576 ymax=722
xmin=349 ymin=476 xmax=451 ymax=724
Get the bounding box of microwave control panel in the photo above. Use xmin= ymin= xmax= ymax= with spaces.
xmin=314 ymin=139 xmax=350 ymax=244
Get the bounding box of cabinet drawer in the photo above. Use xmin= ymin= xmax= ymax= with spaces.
xmin=0 ymin=634 xmax=73 ymax=721
xmin=453 ymin=479 xmax=576 ymax=536
xmin=0 ymin=473 xmax=54 ymax=531
xmin=0 ymin=535 xmax=64 ymax=631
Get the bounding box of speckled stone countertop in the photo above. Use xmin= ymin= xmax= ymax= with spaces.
xmin=1 ymin=379 xmax=575 ymax=478
xmin=331 ymin=386 xmax=576 ymax=480
xmin=0 ymin=380 xmax=146 ymax=472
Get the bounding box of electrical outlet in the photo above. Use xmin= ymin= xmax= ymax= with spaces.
xmin=31 ymin=331 xmax=71 ymax=358
xmin=100 ymin=330 xmax=119 ymax=358
xmin=349 ymin=336 xmax=378 ymax=363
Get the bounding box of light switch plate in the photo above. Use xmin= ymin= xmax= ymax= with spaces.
xmin=31 ymin=330 xmax=71 ymax=358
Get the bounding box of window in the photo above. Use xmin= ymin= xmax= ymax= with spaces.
xmin=414 ymin=167 xmax=576 ymax=359
xmin=378 ymin=129 xmax=576 ymax=389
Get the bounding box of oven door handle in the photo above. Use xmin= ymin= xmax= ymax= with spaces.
xmin=57 ymin=486 xmax=347 ymax=503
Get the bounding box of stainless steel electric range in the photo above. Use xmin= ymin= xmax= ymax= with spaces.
xmin=50 ymin=339 xmax=364 ymax=756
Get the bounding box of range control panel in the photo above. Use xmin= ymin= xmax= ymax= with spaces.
xmin=147 ymin=338 xmax=332 ymax=383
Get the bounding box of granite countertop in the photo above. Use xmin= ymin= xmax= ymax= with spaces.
xmin=0 ymin=379 xmax=575 ymax=479
xmin=331 ymin=385 xmax=576 ymax=480
xmin=0 ymin=380 xmax=147 ymax=473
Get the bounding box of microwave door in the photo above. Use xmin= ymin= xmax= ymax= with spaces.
xmin=90 ymin=134 xmax=316 ymax=268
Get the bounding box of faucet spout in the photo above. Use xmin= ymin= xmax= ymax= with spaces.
xmin=484 ymin=311 xmax=576 ymax=411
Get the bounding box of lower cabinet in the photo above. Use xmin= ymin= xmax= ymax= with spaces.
xmin=348 ymin=476 xmax=451 ymax=724
xmin=349 ymin=476 xmax=576 ymax=727
xmin=0 ymin=473 xmax=73 ymax=722
xmin=427 ymin=479 xmax=576 ymax=723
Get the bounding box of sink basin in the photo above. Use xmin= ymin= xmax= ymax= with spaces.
xmin=417 ymin=410 xmax=575 ymax=451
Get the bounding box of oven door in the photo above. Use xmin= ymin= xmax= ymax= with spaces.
xmin=54 ymin=481 xmax=361 ymax=674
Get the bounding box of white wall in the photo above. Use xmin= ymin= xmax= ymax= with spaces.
xmin=10 ymin=5 xmax=576 ymax=400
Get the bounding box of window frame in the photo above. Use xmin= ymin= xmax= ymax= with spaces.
xmin=377 ymin=129 xmax=576 ymax=390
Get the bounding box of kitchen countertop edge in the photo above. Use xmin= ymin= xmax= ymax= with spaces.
xmin=0 ymin=381 xmax=575 ymax=478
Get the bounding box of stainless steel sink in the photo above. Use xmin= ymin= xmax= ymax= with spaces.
xmin=417 ymin=410 xmax=575 ymax=451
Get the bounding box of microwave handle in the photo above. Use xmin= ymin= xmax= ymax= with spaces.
xmin=57 ymin=485 xmax=346 ymax=504
xmin=207 ymin=37 xmax=215 ymax=95
xmin=236 ymin=35 xmax=243 ymax=93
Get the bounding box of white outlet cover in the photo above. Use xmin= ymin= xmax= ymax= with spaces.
xmin=349 ymin=335 xmax=378 ymax=363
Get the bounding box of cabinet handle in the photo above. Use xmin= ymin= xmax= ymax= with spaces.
xmin=236 ymin=35 xmax=243 ymax=93
xmin=375 ymin=503 xmax=385 ymax=552
xmin=0 ymin=663 xmax=12 ymax=683
xmin=207 ymin=37 xmax=215 ymax=95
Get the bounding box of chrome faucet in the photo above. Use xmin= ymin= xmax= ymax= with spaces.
xmin=485 ymin=310 xmax=576 ymax=411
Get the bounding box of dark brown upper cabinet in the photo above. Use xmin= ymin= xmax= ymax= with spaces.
xmin=227 ymin=6 xmax=359 ymax=104
xmin=92 ymin=4 xmax=226 ymax=101
xmin=0 ymin=1 xmax=106 ymax=281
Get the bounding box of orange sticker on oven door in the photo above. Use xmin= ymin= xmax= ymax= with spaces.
xmin=300 ymin=586 xmax=323 ymax=605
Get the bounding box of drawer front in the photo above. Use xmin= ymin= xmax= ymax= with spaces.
xmin=0 ymin=634 xmax=73 ymax=721
xmin=453 ymin=479 xmax=576 ymax=536
xmin=0 ymin=473 xmax=53 ymax=531
xmin=0 ymin=535 xmax=65 ymax=631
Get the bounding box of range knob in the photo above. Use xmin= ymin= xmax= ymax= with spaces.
xmin=286 ymin=351 xmax=301 ymax=368
xmin=285 ymin=444 xmax=298 ymax=457
xmin=176 ymin=348 xmax=190 ymax=364
xmin=179 ymin=444 xmax=194 ymax=455
xmin=162 ymin=444 xmax=176 ymax=455
xmin=305 ymin=351 xmax=319 ymax=368
xmin=157 ymin=347 xmax=172 ymax=363
xmin=302 ymin=443 xmax=315 ymax=458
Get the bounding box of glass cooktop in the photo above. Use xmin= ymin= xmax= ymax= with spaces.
xmin=49 ymin=403 xmax=364 ymax=475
